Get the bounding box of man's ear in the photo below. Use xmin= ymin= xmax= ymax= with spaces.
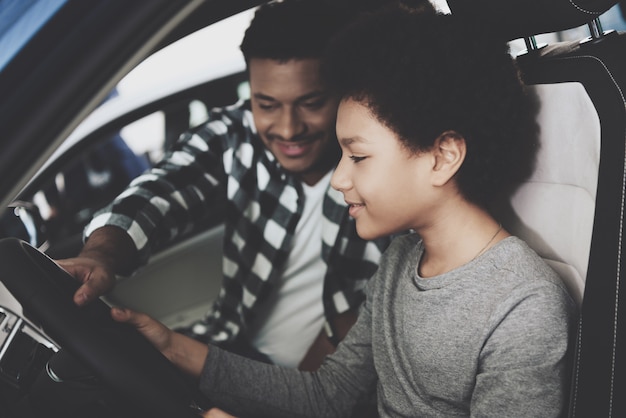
xmin=431 ymin=131 xmax=466 ymax=187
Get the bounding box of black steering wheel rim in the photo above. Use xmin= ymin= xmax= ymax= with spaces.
xmin=0 ymin=237 xmax=201 ymax=417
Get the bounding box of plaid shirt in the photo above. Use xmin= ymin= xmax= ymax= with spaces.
xmin=86 ymin=100 xmax=390 ymax=345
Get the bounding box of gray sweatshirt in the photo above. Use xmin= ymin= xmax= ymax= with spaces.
xmin=200 ymin=234 xmax=577 ymax=417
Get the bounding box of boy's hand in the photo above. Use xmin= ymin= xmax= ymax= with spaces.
xmin=202 ymin=408 xmax=237 ymax=417
xmin=111 ymin=307 xmax=209 ymax=378
xmin=110 ymin=307 xmax=174 ymax=357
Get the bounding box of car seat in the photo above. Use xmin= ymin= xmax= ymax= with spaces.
xmin=446 ymin=0 xmax=626 ymax=416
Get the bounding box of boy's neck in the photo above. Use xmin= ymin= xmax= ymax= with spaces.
xmin=417 ymin=203 xmax=508 ymax=278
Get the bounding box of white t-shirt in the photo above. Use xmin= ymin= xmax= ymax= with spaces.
xmin=247 ymin=171 xmax=331 ymax=367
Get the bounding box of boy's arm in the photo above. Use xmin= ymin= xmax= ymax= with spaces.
xmin=110 ymin=307 xmax=209 ymax=379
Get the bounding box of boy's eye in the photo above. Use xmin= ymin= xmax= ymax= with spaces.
xmin=350 ymin=155 xmax=366 ymax=163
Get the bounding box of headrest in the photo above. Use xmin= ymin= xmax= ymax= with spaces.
xmin=447 ymin=0 xmax=618 ymax=40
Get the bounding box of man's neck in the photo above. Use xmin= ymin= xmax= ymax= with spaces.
xmin=300 ymin=167 xmax=333 ymax=186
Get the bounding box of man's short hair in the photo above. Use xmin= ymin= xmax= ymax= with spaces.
xmin=240 ymin=0 xmax=352 ymax=63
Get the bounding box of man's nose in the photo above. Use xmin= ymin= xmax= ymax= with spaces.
xmin=274 ymin=108 xmax=305 ymax=140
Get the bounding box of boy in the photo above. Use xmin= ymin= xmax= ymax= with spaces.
xmin=114 ymin=5 xmax=577 ymax=417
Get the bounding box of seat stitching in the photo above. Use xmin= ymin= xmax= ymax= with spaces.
xmin=568 ymin=0 xmax=607 ymax=15
xmin=536 ymin=53 xmax=626 ymax=416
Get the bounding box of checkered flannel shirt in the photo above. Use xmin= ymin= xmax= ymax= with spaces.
xmin=86 ymin=100 xmax=390 ymax=345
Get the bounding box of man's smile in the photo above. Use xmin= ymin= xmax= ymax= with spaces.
xmin=274 ymin=139 xmax=316 ymax=157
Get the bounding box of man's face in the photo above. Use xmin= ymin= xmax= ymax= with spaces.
xmin=248 ymin=58 xmax=339 ymax=185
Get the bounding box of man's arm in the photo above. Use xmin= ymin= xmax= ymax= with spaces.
xmin=56 ymin=225 xmax=138 ymax=306
xmin=298 ymin=309 xmax=358 ymax=371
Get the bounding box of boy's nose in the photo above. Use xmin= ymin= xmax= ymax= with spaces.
xmin=330 ymin=160 xmax=351 ymax=192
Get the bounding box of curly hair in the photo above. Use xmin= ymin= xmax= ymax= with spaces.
xmin=323 ymin=6 xmax=540 ymax=208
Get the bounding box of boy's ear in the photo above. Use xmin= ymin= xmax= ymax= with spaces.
xmin=431 ymin=131 xmax=466 ymax=187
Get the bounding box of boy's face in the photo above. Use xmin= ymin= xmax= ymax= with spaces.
xmin=331 ymin=99 xmax=435 ymax=240
xmin=249 ymin=58 xmax=340 ymax=185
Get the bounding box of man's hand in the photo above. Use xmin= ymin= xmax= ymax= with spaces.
xmin=57 ymin=256 xmax=116 ymax=306
xmin=56 ymin=225 xmax=138 ymax=306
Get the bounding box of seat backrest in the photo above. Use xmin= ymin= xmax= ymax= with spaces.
xmin=495 ymin=81 xmax=600 ymax=306
xmin=447 ymin=0 xmax=626 ymax=416
xmin=516 ymin=33 xmax=626 ymax=417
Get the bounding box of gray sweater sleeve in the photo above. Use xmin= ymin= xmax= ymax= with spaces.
xmin=199 ymin=291 xmax=379 ymax=418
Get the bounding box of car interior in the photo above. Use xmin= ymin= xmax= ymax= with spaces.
xmin=0 ymin=0 xmax=625 ymax=416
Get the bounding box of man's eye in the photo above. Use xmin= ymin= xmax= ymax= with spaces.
xmin=302 ymin=99 xmax=326 ymax=110
xmin=350 ymin=155 xmax=366 ymax=163
xmin=256 ymin=101 xmax=276 ymax=111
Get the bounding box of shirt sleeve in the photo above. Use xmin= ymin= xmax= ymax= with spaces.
xmin=84 ymin=110 xmax=237 ymax=269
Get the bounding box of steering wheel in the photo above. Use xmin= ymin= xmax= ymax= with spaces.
xmin=0 ymin=237 xmax=202 ymax=417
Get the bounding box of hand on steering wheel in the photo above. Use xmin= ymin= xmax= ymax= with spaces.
xmin=0 ymin=238 xmax=202 ymax=418
xmin=56 ymin=255 xmax=116 ymax=306
xmin=202 ymin=407 xmax=238 ymax=417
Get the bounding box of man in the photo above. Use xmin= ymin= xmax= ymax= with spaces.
xmin=57 ymin=0 xmax=391 ymax=371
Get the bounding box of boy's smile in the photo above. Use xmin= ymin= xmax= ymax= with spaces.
xmin=346 ymin=200 xmax=365 ymax=218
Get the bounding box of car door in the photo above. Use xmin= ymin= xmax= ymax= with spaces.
xmin=1 ymin=5 xmax=255 ymax=326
